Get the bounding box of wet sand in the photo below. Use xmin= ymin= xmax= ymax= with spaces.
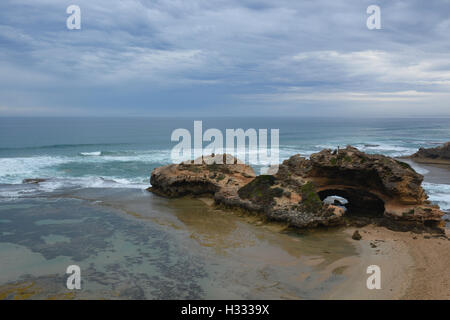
xmin=328 ymin=159 xmax=450 ymax=299
xmin=171 ymin=196 xmax=450 ymax=300
xmin=327 ymin=225 xmax=449 ymax=300
xmin=190 ymin=160 xmax=450 ymax=300
xmin=395 ymin=160 xmax=450 ymax=299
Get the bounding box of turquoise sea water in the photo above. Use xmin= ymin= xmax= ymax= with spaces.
xmin=0 ymin=117 xmax=449 ymax=210
xmin=0 ymin=117 xmax=449 ymax=299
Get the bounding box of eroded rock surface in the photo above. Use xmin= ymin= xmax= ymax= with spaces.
xmin=276 ymin=147 xmax=443 ymax=231
xmin=149 ymin=154 xmax=256 ymax=198
xmin=149 ymin=147 xmax=445 ymax=232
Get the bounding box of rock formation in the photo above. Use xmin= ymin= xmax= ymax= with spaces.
xmin=149 ymin=154 xmax=256 ymax=198
xmin=409 ymin=142 xmax=450 ymax=165
xmin=352 ymin=230 xmax=362 ymax=240
xmin=149 ymin=147 xmax=445 ymax=232
xmin=22 ymin=178 xmax=47 ymax=184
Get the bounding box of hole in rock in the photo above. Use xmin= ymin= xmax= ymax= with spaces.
xmin=323 ymin=195 xmax=348 ymax=212
xmin=319 ymin=188 xmax=385 ymax=217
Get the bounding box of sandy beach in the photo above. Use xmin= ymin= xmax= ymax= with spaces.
xmin=197 ymin=197 xmax=450 ymax=300
xmin=325 ymin=160 xmax=450 ymax=300
xmin=327 ymin=225 xmax=450 ymax=300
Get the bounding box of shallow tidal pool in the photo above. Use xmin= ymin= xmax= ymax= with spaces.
xmin=0 ymin=189 xmax=357 ymax=299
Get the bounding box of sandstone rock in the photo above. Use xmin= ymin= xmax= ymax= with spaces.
xmin=149 ymin=154 xmax=256 ymax=198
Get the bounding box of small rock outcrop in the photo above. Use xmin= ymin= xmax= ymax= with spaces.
xmin=149 ymin=147 xmax=445 ymax=232
xmin=409 ymin=142 xmax=450 ymax=165
xmin=22 ymin=178 xmax=47 ymax=184
xmin=149 ymin=154 xmax=256 ymax=198
xmin=352 ymin=230 xmax=362 ymax=240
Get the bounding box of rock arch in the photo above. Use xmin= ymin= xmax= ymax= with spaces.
xmin=317 ymin=187 xmax=385 ymax=217
xmin=150 ymin=148 xmax=445 ymax=231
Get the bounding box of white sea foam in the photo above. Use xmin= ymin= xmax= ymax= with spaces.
xmin=38 ymin=176 xmax=149 ymax=191
xmin=422 ymin=182 xmax=450 ymax=211
xmin=313 ymin=143 xmax=417 ymax=157
xmin=0 ymin=156 xmax=71 ymax=184
xmin=80 ymin=151 xmax=102 ymax=156
xmin=1 ymin=144 xmax=449 ymax=208
xmin=0 ymin=176 xmax=149 ymax=201
xmin=0 ymin=150 xmax=174 ymax=185
xmin=355 ymin=143 xmax=417 ymax=157
xmin=78 ymin=150 xmax=173 ymax=164
xmin=314 ymin=144 xmax=337 ymax=150
xmin=0 ymin=184 xmax=39 ymax=200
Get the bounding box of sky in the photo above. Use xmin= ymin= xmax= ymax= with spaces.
xmin=0 ymin=0 xmax=450 ymax=117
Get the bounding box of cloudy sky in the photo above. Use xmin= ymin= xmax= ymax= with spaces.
xmin=1 ymin=0 xmax=450 ymax=117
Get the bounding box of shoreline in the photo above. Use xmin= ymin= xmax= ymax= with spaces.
xmin=408 ymin=157 xmax=450 ymax=166
xmin=328 ymin=224 xmax=449 ymax=299
xmin=194 ymin=158 xmax=450 ymax=300
xmin=327 ymin=159 xmax=450 ymax=299
xmin=197 ymin=194 xmax=449 ymax=300
xmin=323 ymin=225 xmax=413 ymax=299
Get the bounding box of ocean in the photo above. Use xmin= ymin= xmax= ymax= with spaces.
xmin=1 ymin=117 xmax=449 ymax=210
xmin=0 ymin=117 xmax=449 ymax=299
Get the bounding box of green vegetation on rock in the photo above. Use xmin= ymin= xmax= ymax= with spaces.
xmin=299 ymin=182 xmax=323 ymax=213
xmin=238 ymin=175 xmax=283 ymax=205
xmin=394 ymin=160 xmax=413 ymax=171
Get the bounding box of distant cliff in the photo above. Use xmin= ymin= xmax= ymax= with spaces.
xmin=410 ymin=142 xmax=450 ymax=164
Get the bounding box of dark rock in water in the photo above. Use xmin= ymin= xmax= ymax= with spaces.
xmin=352 ymin=230 xmax=362 ymax=240
xmin=364 ymin=144 xmax=380 ymax=147
xmin=22 ymin=178 xmax=47 ymax=184
xmin=149 ymin=147 xmax=445 ymax=232
xmin=409 ymin=142 xmax=450 ymax=164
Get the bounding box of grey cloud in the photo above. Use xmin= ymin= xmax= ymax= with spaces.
xmin=0 ymin=0 xmax=449 ymax=116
